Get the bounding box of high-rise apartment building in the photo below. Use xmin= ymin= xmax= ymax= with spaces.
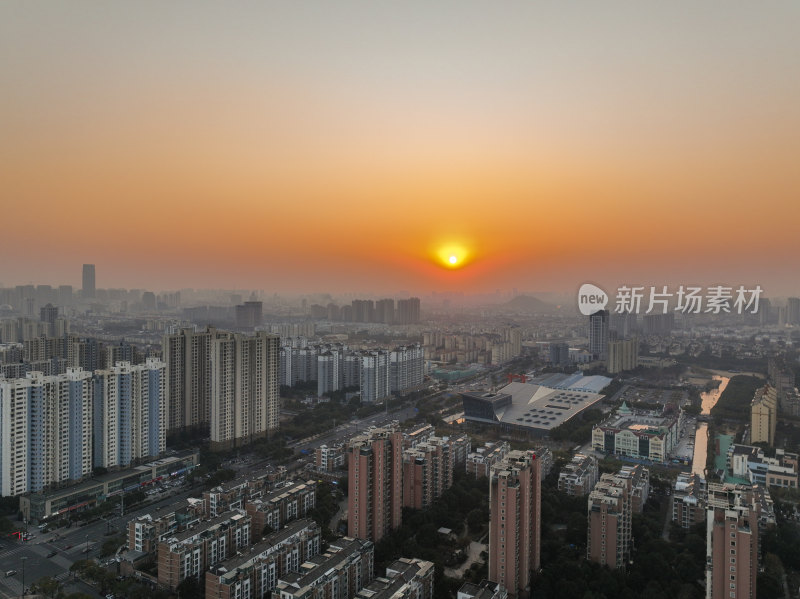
xmin=235 ymin=300 xmax=263 ymax=329
xmin=587 ymin=472 xmax=632 ymax=570
xmin=751 ymin=384 xmax=777 ymax=446
xmin=209 ymin=331 xmax=279 ymax=450
xmin=488 ymin=450 xmax=541 ymax=597
xmin=39 ymin=303 xmax=58 ymax=328
xmin=82 ymin=264 xmax=96 ymax=298
xmin=588 ymin=310 xmax=609 ymax=360
xmin=158 ymin=510 xmax=252 ymax=590
xmin=317 ymin=351 xmax=340 ymax=397
xmin=389 ymin=344 xmax=424 ymax=394
xmin=347 ymin=426 xmax=403 ymax=543
xmin=705 ymin=483 xmax=760 ymax=599
xmin=0 ymin=367 xmax=93 ymax=496
xmin=402 ymin=436 xmax=454 ymax=510
xmin=93 ymin=358 xmax=167 ymax=469
xmin=162 ymin=327 xmax=222 ymax=432
xmin=787 ymin=297 xmax=800 ymax=325
xmin=396 ymin=298 xmax=421 ymax=325
xmin=606 ymin=337 xmax=638 ymax=374
xmin=375 ymin=298 xmax=395 ymax=324
xmin=360 ymin=351 xmax=390 ymax=403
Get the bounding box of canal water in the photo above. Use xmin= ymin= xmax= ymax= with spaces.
xmin=692 ymin=376 xmax=729 ymax=477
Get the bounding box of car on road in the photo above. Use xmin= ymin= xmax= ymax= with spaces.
xmin=47 ymin=550 xmax=58 ymax=557
xmin=5 ymin=570 xmax=17 ymax=577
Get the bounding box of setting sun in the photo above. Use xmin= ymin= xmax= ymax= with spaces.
xmin=430 ymin=241 xmax=474 ymax=270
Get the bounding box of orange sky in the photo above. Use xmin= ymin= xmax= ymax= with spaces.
xmin=2 ymin=3 xmax=799 ymax=294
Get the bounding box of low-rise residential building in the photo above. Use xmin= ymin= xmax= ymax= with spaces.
xmin=128 ymin=499 xmax=205 ymax=554
xmin=205 ymin=519 xmax=321 ymax=599
xmin=274 ymin=538 xmax=375 ymax=599
xmin=466 ymin=442 xmax=510 ymax=478
xmin=457 ymin=580 xmax=508 ymax=599
xmin=558 ymin=453 xmax=599 ymax=496
xmin=244 ymin=481 xmax=317 ymax=541
xmin=356 ymin=559 xmax=434 ymax=599
xmin=315 ymin=444 xmax=346 ymax=472
xmin=157 ymin=510 xmax=252 ymax=590
xmin=203 ymin=467 xmax=286 ymax=517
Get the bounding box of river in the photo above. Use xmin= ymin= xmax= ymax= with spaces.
xmin=692 ymin=376 xmax=729 ymax=476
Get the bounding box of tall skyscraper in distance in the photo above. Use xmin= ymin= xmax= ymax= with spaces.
xmin=82 ymin=264 xmax=96 ymax=299
xmin=347 ymin=425 xmax=403 ymax=543
xmin=235 ymin=300 xmax=263 ymax=328
xmin=588 ymin=309 xmax=609 ymax=360
xmin=488 ymin=449 xmax=541 ymax=598
xmin=787 ymin=297 xmax=800 ymax=325
xmin=39 ymin=303 xmax=58 ymax=326
xmin=706 ymin=483 xmax=760 ymax=599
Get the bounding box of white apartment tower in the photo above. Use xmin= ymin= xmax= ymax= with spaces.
xmin=317 ymin=351 xmax=341 ymax=397
xmin=390 ymin=344 xmax=424 ymax=393
xmin=360 ymin=351 xmax=390 ymax=403
xmin=93 ymin=358 xmax=167 ymax=469
xmin=0 ymin=368 xmax=93 ymax=496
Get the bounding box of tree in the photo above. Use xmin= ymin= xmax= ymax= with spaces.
xmin=177 ymin=576 xmax=203 ymax=599
xmin=31 ymin=576 xmax=62 ymax=599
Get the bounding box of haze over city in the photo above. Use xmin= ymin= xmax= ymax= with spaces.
xmin=3 ymin=2 xmax=800 ymax=294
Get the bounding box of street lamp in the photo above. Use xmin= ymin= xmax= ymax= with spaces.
xmin=84 ymin=534 xmax=89 ymax=556
xmin=20 ymin=555 xmax=27 ymax=599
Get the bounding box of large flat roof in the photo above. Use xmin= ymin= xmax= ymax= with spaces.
xmin=463 ymin=378 xmax=606 ymax=433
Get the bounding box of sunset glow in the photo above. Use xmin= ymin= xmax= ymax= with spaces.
xmin=1 ymin=3 xmax=799 ymax=294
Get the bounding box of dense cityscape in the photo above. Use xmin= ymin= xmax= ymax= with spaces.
xmin=0 ymin=269 xmax=798 ymax=599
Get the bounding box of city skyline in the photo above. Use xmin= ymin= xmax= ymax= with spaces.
xmin=2 ymin=3 xmax=800 ymax=295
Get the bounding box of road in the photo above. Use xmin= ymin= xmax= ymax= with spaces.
xmin=289 ymin=406 xmax=418 ymax=454
xmin=0 ymin=486 xmax=198 ymax=599
xmin=0 ymin=405 xmax=419 ymax=598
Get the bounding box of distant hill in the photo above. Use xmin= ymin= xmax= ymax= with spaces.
xmin=496 ymin=295 xmax=559 ymax=314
